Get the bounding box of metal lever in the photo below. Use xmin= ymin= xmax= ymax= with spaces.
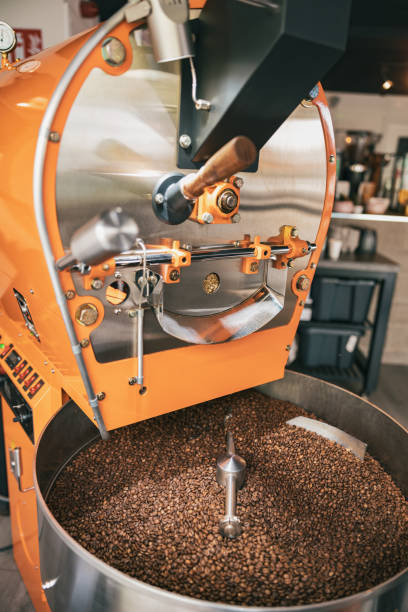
xmin=9 ymin=448 xmax=34 ymax=493
xmin=216 ymin=432 xmax=246 ymax=538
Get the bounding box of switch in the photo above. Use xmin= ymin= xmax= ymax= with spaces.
xmin=0 ymin=343 xmax=13 ymax=358
xmin=28 ymin=379 xmax=44 ymax=399
xmin=13 ymin=360 xmax=27 ymax=377
xmin=18 ymin=366 xmax=32 ymax=383
xmin=23 ymin=373 xmax=38 ymax=391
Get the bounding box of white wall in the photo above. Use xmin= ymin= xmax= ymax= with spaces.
xmin=0 ymin=0 xmax=99 ymax=50
xmin=327 ymin=91 xmax=408 ymax=153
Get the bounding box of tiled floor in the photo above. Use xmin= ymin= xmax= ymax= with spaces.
xmin=0 ymin=364 xmax=406 ymax=611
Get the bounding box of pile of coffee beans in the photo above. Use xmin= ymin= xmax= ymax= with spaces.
xmin=48 ymin=390 xmax=408 ymax=607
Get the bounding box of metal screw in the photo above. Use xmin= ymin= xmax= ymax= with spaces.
xmin=114 ymin=308 xmax=122 ymax=315
xmin=233 ymin=177 xmax=244 ymax=189
xmin=310 ymin=262 xmax=317 ymax=269
xmin=102 ymin=263 xmax=110 ymax=271
xmin=302 ymin=247 xmax=308 ymax=254
xmin=231 ymin=213 xmax=241 ymax=224
xmin=299 ymin=300 xmax=305 ymax=306
xmin=169 ymin=269 xmax=180 ymax=281
xmin=128 ymin=309 xmax=138 ymax=318
xmin=44 ymin=361 xmax=48 ymax=365
xmin=250 ymin=261 xmax=259 ymax=273
xmin=154 ymin=193 xmax=164 ymax=205
xmin=49 ymin=131 xmax=60 ymax=142
xmin=179 ymin=134 xmax=192 ymax=149
xmin=291 ymin=227 xmax=298 ymax=238
xmin=114 ymin=271 xmax=121 ymax=279
xmin=51 ymin=369 xmax=55 ymax=374
xmin=286 ymin=345 xmax=291 ymax=351
xmin=91 ymin=278 xmax=103 ymax=290
xmin=329 ymin=154 xmax=335 ymax=163
xmin=80 ymin=338 xmax=90 ymax=348
xmin=65 ymin=290 xmax=75 ymax=300
xmin=201 ymin=212 xmax=213 ymax=224
xmin=128 ymin=377 xmax=137 ymax=386
xmin=101 ymin=37 xmax=126 ymax=66
xmin=296 ymin=275 xmax=310 ymax=292
xmin=29 ymin=289 xmax=34 ymax=294
xmin=96 ymin=391 xmax=106 ymax=401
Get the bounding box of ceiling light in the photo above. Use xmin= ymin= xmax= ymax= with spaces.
xmin=382 ymin=79 xmax=394 ymax=90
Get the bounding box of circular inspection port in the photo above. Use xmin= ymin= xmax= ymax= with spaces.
xmin=105 ymin=280 xmax=130 ymax=306
xmin=203 ymin=272 xmax=220 ymax=295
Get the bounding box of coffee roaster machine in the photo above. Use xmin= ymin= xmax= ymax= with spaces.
xmin=0 ymin=1 xmax=407 ymax=611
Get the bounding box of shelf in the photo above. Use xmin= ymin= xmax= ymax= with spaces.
xmin=332 ymin=212 xmax=408 ymax=223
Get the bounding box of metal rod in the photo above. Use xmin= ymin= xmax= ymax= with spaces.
xmin=115 ymin=244 xmax=293 ymax=267
xmin=0 ymin=494 xmax=9 ymax=503
xmin=225 ymin=473 xmax=237 ymax=518
xmin=136 ymin=307 xmax=144 ymax=386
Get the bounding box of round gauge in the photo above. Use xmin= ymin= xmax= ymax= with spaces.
xmin=0 ymin=21 xmax=16 ymax=54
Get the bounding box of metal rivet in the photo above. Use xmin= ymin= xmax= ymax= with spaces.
xmin=96 ymin=391 xmax=106 ymax=401
xmin=91 ymin=278 xmax=103 ymax=290
xmin=329 ymin=154 xmax=335 ymax=163
xmin=179 ymin=134 xmax=192 ymax=149
xmin=49 ymin=131 xmax=60 ymax=142
xmin=80 ymin=338 xmax=90 ymax=348
xmin=128 ymin=377 xmax=137 ymax=386
xmin=201 ymin=212 xmax=213 ymax=224
xmin=102 ymin=263 xmax=110 ymax=271
xmin=65 ymin=290 xmax=75 ymax=300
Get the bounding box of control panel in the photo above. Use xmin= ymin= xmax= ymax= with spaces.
xmin=0 ymin=334 xmax=46 ymax=442
xmin=0 ymin=342 xmax=44 ymax=399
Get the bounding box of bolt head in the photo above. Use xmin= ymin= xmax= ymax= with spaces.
xmin=233 ymin=176 xmax=244 ymax=189
xmin=128 ymin=377 xmax=137 ymax=386
xmin=329 ymin=154 xmax=335 ymax=163
xmin=291 ymin=227 xmax=299 ymax=238
xmin=91 ymin=278 xmax=103 ymax=291
xmin=49 ymin=131 xmax=60 ymax=142
xmin=101 ymin=37 xmax=126 ymax=66
xmin=102 ymin=263 xmax=110 ymax=271
xmin=169 ymin=269 xmax=180 ymax=281
xmin=128 ymin=308 xmax=138 ymax=318
xmin=231 ymin=213 xmax=241 ymax=224
xmin=80 ymin=338 xmax=90 ymax=348
xmin=114 ymin=271 xmax=121 ymax=279
xmin=75 ymin=303 xmax=98 ymax=326
xmin=96 ymin=391 xmax=106 ymax=401
xmin=201 ymin=212 xmax=213 ymax=224
xmin=179 ymin=134 xmax=192 ymax=149
xmin=296 ymin=275 xmax=310 ymax=291
xmin=65 ymin=290 xmax=75 ymax=300
xmin=250 ymin=261 xmax=259 ymax=273
xmin=154 ymin=193 xmax=164 ymax=205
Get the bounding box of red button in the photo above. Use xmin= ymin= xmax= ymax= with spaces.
xmin=0 ymin=344 xmax=13 ymax=358
xmin=13 ymin=360 xmax=27 ymax=377
xmin=28 ymin=380 xmax=44 ymax=398
xmin=18 ymin=366 xmax=32 ymax=384
xmin=23 ymin=373 xmax=38 ymax=391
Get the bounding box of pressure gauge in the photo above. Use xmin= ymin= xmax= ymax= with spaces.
xmin=0 ymin=22 xmax=16 ymax=54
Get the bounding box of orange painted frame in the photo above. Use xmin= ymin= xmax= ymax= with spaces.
xmin=39 ymin=15 xmax=335 ymax=432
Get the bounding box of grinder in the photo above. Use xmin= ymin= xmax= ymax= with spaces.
xmin=0 ymin=1 xmax=354 ymax=610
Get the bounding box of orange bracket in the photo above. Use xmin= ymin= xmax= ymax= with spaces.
xmin=241 ymin=235 xmax=271 ymax=274
xmin=157 ymin=239 xmax=191 ymax=284
xmin=268 ymin=225 xmax=310 ymax=270
xmin=189 ymin=177 xmax=241 ymax=225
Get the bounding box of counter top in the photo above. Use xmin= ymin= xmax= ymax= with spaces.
xmin=318 ymin=253 xmax=399 ymax=273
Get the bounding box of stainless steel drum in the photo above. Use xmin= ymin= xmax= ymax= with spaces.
xmin=34 ymin=371 xmax=408 ymax=612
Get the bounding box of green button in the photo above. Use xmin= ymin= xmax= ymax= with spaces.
xmin=0 ymin=344 xmax=4 ymax=349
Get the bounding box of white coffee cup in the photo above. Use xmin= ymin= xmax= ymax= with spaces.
xmin=328 ymin=238 xmax=342 ymax=261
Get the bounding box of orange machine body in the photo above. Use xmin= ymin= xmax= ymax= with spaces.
xmin=0 ymin=10 xmax=335 ymax=612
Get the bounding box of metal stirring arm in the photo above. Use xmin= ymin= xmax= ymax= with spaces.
xmin=216 ymin=432 xmax=246 ymax=538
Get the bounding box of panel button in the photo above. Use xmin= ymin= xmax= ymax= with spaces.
xmin=0 ymin=344 xmax=13 ymax=358
xmin=18 ymin=366 xmax=32 ymax=384
xmin=28 ymin=379 xmax=44 ymax=399
xmin=13 ymin=360 xmax=27 ymax=377
xmin=23 ymin=373 xmax=38 ymax=391
xmin=5 ymin=350 xmax=21 ymax=370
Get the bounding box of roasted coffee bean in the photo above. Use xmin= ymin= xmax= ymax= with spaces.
xmin=48 ymin=390 xmax=408 ymax=607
